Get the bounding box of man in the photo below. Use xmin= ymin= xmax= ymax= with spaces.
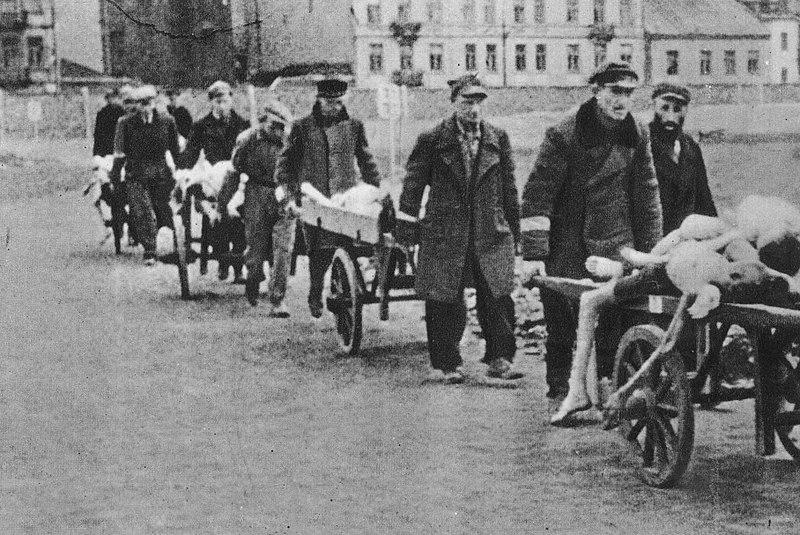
xmin=164 ymin=87 xmax=193 ymax=143
xmin=520 ymin=62 xmax=663 ymax=402
xmin=93 ymin=88 xmax=125 ymax=157
xmin=183 ymin=80 xmax=250 ymax=282
xmin=111 ymin=85 xmax=180 ymax=266
xmin=275 ymin=78 xmax=380 ymax=318
xmin=649 ymin=82 xmax=717 ymax=233
xmin=396 ymin=74 xmax=521 ymax=384
xmin=221 ymin=100 xmax=296 ymax=312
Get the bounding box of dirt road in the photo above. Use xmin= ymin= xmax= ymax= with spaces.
xmin=0 ymin=185 xmax=798 ymax=534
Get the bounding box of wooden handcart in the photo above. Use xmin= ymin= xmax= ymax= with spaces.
xmin=300 ymin=196 xmax=419 ymax=356
xmin=529 ymin=276 xmax=800 ymax=488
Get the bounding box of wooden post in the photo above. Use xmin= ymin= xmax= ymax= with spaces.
xmin=81 ymin=86 xmax=91 ymax=140
xmin=0 ymin=89 xmax=5 ymax=147
xmin=247 ymin=84 xmax=257 ymax=128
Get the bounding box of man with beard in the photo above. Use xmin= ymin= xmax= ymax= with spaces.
xmin=520 ymin=62 xmax=663 ymax=406
xmin=649 ymin=82 xmax=717 ymax=233
xmin=275 ymin=78 xmax=380 ymax=318
xmin=182 ymin=81 xmax=250 ymax=282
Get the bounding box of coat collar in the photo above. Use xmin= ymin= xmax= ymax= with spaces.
xmin=575 ymin=98 xmax=639 ymax=149
xmin=435 ymin=114 xmax=502 ymax=188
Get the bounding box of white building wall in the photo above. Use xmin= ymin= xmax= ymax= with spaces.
xmin=648 ymin=38 xmax=771 ymax=85
xmin=765 ymin=18 xmax=799 ymax=83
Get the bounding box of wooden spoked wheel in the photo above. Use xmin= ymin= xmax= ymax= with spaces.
xmin=172 ymin=212 xmax=190 ymax=300
xmin=327 ymin=248 xmax=363 ymax=356
xmin=773 ymin=355 xmax=800 ymax=462
xmin=611 ymin=325 xmax=695 ymax=488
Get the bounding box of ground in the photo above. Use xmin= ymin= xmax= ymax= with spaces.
xmin=2 ymin=105 xmax=800 ymax=533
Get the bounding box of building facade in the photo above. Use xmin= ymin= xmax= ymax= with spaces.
xmin=0 ymin=0 xmax=56 ymax=87
xmin=353 ymin=0 xmax=646 ymax=88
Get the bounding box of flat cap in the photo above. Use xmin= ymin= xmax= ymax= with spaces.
xmin=316 ymin=78 xmax=348 ymax=98
xmin=588 ymin=61 xmax=639 ymax=88
xmin=448 ymin=73 xmax=488 ymax=102
xmin=651 ymin=82 xmax=691 ymax=104
xmin=207 ymin=80 xmax=233 ymax=99
xmin=259 ymin=99 xmax=294 ymax=124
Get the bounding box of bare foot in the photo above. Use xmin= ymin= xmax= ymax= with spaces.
xmin=549 ymin=391 xmax=592 ymax=426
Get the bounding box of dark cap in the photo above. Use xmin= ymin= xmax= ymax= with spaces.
xmin=207 ymin=80 xmax=232 ymax=99
xmin=163 ymin=86 xmax=181 ymax=97
xmin=588 ymin=61 xmax=639 ymax=88
xmin=105 ymin=87 xmax=120 ymax=99
xmin=316 ymin=78 xmax=348 ymax=99
xmin=448 ymin=74 xmax=488 ymax=102
xmin=652 ymin=82 xmax=691 ymax=104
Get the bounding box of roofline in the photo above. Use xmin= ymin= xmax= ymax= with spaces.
xmin=645 ymin=32 xmax=771 ymax=41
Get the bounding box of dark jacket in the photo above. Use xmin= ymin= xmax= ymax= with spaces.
xmin=399 ymin=115 xmax=520 ymax=303
xmin=649 ymin=124 xmax=717 ymax=233
xmin=114 ymin=110 xmax=179 ymax=184
xmin=93 ymin=103 xmax=125 ymax=156
xmin=167 ymin=104 xmax=193 ymax=139
xmin=275 ymin=103 xmax=380 ymax=199
xmin=219 ymin=127 xmax=284 ymax=209
xmin=521 ymin=98 xmax=663 ymax=278
xmin=183 ymin=110 xmax=249 ymax=167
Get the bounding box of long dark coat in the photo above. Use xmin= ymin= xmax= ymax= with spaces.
xmin=521 ymin=98 xmax=663 ymax=278
xmin=399 ymin=115 xmax=520 ymax=303
xmin=182 ymin=110 xmax=249 ymax=167
xmin=92 ymin=103 xmax=125 ymax=156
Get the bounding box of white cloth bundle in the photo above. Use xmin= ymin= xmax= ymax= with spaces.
xmin=301 ymin=182 xmax=383 ymax=218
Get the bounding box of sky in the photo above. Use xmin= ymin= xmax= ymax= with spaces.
xmin=55 ymin=0 xmax=103 ymax=73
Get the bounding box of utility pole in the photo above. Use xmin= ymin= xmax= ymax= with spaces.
xmin=51 ymin=0 xmax=61 ymax=91
xmin=500 ymin=0 xmax=508 ymax=87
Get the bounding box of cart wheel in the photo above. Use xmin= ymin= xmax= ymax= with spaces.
xmin=612 ymin=324 xmax=694 ymax=488
xmin=773 ymin=356 xmax=800 ymax=461
xmin=328 ymin=248 xmax=363 ymax=356
xmin=172 ymin=214 xmax=190 ymax=300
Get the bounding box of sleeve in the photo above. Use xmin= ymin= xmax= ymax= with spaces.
xmin=398 ymin=131 xmax=433 ymax=218
xmin=274 ymin=120 xmax=303 ymax=200
xmin=217 ymin=168 xmax=241 ymax=211
xmin=498 ymin=129 xmax=520 ymax=243
xmin=113 ymin=117 xmax=126 ymax=157
xmin=693 ymin=145 xmax=718 ymax=218
xmin=182 ymin=121 xmax=203 ymax=169
xmin=167 ymin=117 xmax=180 ymax=159
xmin=177 ymin=108 xmax=193 ymax=139
xmin=231 ymin=131 xmax=250 ymax=174
xmin=354 ymin=120 xmax=381 ymax=187
xmin=92 ymin=110 xmax=103 ymax=156
xmin=629 ymin=127 xmax=664 ymax=253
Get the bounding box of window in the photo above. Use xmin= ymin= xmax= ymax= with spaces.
xmin=26 ymin=0 xmax=43 ymax=14
xmin=620 ymin=43 xmax=633 ymax=64
xmin=594 ymin=43 xmax=607 ymax=67
xmin=567 ymin=0 xmax=579 ymax=22
xmin=700 ymin=50 xmax=711 ymax=75
xmin=366 ymin=3 xmax=382 ymax=25
xmin=465 ymin=44 xmax=477 ymax=71
xmin=782 ymin=67 xmax=789 ymax=83
xmin=486 ymin=44 xmax=497 ymax=71
xmin=724 ymin=50 xmax=736 ymax=75
xmin=27 ymin=36 xmax=43 ymax=67
xmin=515 ymin=44 xmax=527 ymax=71
xmin=567 ymin=44 xmax=580 ymax=72
xmin=397 ymin=1 xmax=410 ymax=22
xmin=534 ymin=0 xmax=544 ymax=23
xmin=430 ymin=43 xmax=443 ymax=70
xmin=782 ymin=32 xmax=789 ymax=51
xmin=666 ymin=50 xmax=678 ymax=75
xmin=483 ymin=0 xmax=496 ymax=24
xmin=400 ymin=44 xmax=413 ymax=70
xmin=748 ymin=49 xmax=760 ymax=74
xmin=2 ymin=36 xmax=20 ymax=70
xmin=427 ymin=0 xmax=443 ymax=23
xmin=514 ymin=0 xmax=525 ymax=24
xmin=619 ymin=0 xmax=633 ymax=27
xmin=369 ymin=43 xmax=383 ymax=72
xmin=594 ymin=0 xmax=605 ymax=23
xmin=535 ymin=43 xmax=546 ymax=71
xmin=462 ymin=0 xmax=475 ymax=23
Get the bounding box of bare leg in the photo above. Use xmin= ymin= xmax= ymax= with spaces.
xmin=550 ymin=283 xmax=617 ymax=425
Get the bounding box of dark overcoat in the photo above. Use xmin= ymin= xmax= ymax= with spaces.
xmin=93 ymin=103 xmax=125 ymax=156
xmin=521 ymin=98 xmax=663 ymax=278
xmin=182 ymin=110 xmax=249 ymax=167
xmin=399 ymin=115 xmax=520 ymax=303
xmin=649 ymin=124 xmax=717 ymax=233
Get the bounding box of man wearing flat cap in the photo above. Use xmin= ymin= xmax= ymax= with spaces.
xmin=520 ymin=62 xmax=663 ymax=405
xmin=396 ymin=74 xmax=522 ymax=383
xmin=111 ymin=84 xmax=180 ymax=265
xmin=650 ymin=82 xmax=716 ymax=233
xmin=163 ymin=87 xmax=193 ymax=142
xmin=182 ymin=80 xmax=250 ymax=282
xmin=275 ymin=77 xmax=380 ymax=318
xmin=221 ymin=100 xmax=297 ymax=312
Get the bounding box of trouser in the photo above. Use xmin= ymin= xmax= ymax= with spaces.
xmin=268 ymin=214 xmax=297 ymax=305
xmin=243 ymin=183 xmax=280 ymax=283
xmin=214 ymin=217 xmax=246 ymax=274
xmin=126 ymin=180 xmax=173 ymax=258
xmin=540 ymin=287 xmax=618 ymax=398
xmin=308 ymin=247 xmax=335 ymax=307
xmin=425 ymin=255 xmax=516 ymax=372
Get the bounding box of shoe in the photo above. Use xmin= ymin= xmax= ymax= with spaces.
xmin=245 ymin=278 xmax=259 ymax=306
xmin=309 ymin=301 xmax=323 ymax=319
xmin=218 ymin=265 xmax=229 ymax=281
xmin=144 ymin=257 xmax=156 ymax=267
xmin=486 ymin=358 xmax=524 ymax=380
xmin=268 ymin=302 xmax=290 ymax=318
